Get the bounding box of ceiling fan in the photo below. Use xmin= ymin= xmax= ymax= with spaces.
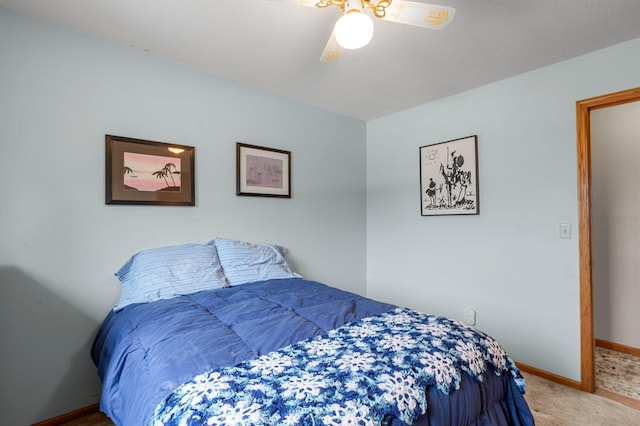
xmin=272 ymin=0 xmax=456 ymax=62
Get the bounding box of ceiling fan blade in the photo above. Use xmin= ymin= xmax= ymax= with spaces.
xmin=267 ymin=0 xmax=322 ymax=8
xmin=320 ymin=30 xmax=344 ymax=62
xmin=381 ymin=1 xmax=455 ymax=29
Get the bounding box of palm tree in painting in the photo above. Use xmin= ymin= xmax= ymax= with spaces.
xmin=123 ymin=166 xmax=137 ymax=191
xmin=162 ymin=163 xmax=180 ymax=187
xmin=152 ymin=168 xmax=169 ymax=187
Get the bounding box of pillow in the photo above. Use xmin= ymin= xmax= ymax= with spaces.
xmin=211 ymin=238 xmax=299 ymax=286
xmin=114 ymin=243 xmax=228 ymax=311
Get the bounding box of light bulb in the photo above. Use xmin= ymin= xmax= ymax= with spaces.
xmin=334 ymin=11 xmax=374 ymax=50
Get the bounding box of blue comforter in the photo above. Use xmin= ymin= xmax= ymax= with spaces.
xmin=91 ymin=279 xmax=533 ymax=426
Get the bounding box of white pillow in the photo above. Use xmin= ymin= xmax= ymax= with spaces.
xmin=211 ymin=238 xmax=299 ymax=286
xmin=114 ymin=243 xmax=228 ymax=310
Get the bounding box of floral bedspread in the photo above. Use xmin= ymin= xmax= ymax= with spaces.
xmin=150 ymin=308 xmax=525 ymax=426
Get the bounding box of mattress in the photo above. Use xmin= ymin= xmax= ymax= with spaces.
xmin=91 ymin=278 xmax=534 ymax=425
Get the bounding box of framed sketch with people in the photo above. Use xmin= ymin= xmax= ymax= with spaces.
xmin=419 ymin=135 xmax=479 ymax=216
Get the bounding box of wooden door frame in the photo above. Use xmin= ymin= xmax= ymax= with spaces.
xmin=576 ymin=87 xmax=640 ymax=392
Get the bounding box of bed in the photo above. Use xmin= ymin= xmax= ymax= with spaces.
xmin=91 ymin=239 xmax=534 ymax=426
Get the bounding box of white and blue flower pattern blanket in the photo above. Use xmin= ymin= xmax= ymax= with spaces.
xmin=150 ymin=308 xmax=525 ymax=426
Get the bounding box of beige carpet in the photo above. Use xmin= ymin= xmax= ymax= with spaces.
xmin=523 ymin=372 xmax=640 ymax=425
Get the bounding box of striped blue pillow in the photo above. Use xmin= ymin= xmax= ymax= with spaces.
xmin=211 ymin=238 xmax=299 ymax=286
xmin=114 ymin=243 xmax=228 ymax=310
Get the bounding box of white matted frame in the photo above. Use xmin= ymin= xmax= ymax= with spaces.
xmin=236 ymin=143 xmax=291 ymax=198
xmin=419 ymin=135 xmax=479 ymax=216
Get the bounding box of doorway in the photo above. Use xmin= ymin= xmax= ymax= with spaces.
xmin=576 ymin=86 xmax=640 ymax=393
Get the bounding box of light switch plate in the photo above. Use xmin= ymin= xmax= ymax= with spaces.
xmin=560 ymin=223 xmax=571 ymax=239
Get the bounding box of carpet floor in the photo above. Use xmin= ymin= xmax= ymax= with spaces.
xmin=523 ymin=372 xmax=640 ymax=425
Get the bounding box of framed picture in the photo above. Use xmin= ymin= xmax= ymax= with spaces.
xmin=419 ymin=135 xmax=479 ymax=216
xmin=105 ymin=135 xmax=195 ymax=206
xmin=236 ymin=143 xmax=291 ymax=198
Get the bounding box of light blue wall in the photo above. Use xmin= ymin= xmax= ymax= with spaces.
xmin=366 ymin=37 xmax=640 ymax=381
xmin=0 ymin=8 xmax=366 ymax=424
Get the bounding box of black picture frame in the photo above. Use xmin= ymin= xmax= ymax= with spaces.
xmin=106 ymin=135 xmax=195 ymax=206
xmin=419 ymin=135 xmax=479 ymax=216
xmin=236 ymin=142 xmax=291 ymax=198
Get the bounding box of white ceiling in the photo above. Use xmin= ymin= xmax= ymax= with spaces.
xmin=2 ymin=0 xmax=640 ymax=121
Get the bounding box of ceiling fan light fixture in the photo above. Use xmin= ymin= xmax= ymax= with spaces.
xmin=334 ymin=10 xmax=374 ymax=50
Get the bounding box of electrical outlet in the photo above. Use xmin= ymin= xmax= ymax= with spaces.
xmin=463 ymin=307 xmax=476 ymax=326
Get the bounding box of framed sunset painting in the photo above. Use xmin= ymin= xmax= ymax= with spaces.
xmin=105 ymin=135 xmax=195 ymax=206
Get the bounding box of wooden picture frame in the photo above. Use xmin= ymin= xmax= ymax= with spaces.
xmin=419 ymin=135 xmax=479 ymax=216
xmin=105 ymin=135 xmax=195 ymax=206
xmin=236 ymin=143 xmax=291 ymax=198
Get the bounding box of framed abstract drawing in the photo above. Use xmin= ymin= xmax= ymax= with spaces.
xmin=105 ymin=135 xmax=195 ymax=206
xmin=236 ymin=143 xmax=291 ymax=198
xmin=419 ymin=135 xmax=479 ymax=216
